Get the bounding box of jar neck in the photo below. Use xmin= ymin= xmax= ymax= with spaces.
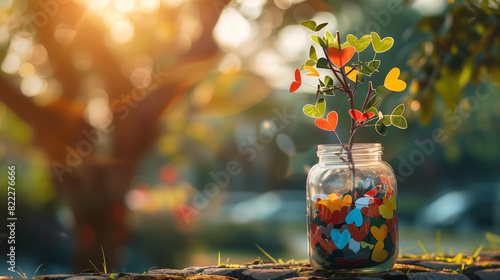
xmin=317 ymin=143 xmax=383 ymax=163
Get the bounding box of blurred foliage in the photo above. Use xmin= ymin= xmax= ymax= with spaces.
xmin=408 ymin=0 xmax=500 ymax=123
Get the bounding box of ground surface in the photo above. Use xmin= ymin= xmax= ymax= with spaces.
xmin=8 ymin=251 xmax=500 ymax=280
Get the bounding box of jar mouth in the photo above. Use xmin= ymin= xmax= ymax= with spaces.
xmin=317 ymin=143 xmax=383 ymax=161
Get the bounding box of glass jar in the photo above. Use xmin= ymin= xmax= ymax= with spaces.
xmin=307 ymin=143 xmax=398 ymax=272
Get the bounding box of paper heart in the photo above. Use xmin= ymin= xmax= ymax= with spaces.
xmin=349 ymin=109 xmax=375 ymax=122
xmin=317 ymin=204 xmax=340 ymax=224
xmin=364 ymin=188 xmax=378 ymax=197
xmin=371 ymin=224 xmax=388 ymax=242
xmin=345 ymin=208 xmax=363 ymax=227
xmin=348 ymin=239 xmax=361 ymax=254
xmin=303 ymin=97 xmax=326 ymax=118
xmin=331 ymin=229 xmax=351 ymax=250
xmin=315 ymin=111 xmax=338 ymax=131
xmin=371 ymin=241 xmax=389 ymax=262
xmin=338 ymin=206 xmax=350 ymax=224
xmin=327 ymin=46 xmax=356 ymax=68
xmin=289 ymin=68 xmax=301 ymax=93
xmin=347 ymin=34 xmax=371 ymax=53
xmin=371 ymin=32 xmax=394 ymax=53
xmin=361 ymin=203 xmax=379 ymax=218
xmin=384 ymin=67 xmax=406 ymax=92
xmin=347 ymin=220 xmax=370 ymax=242
xmin=379 ymin=195 xmax=396 ymax=219
xmin=361 ymin=241 xmax=374 ymax=249
xmin=319 ymin=223 xmax=335 ymax=237
xmin=328 ymin=193 xmax=340 ymax=200
xmin=304 ymin=66 xmax=319 ymax=77
xmin=345 ymin=66 xmax=358 ymax=82
xmin=335 ymin=257 xmax=367 ymax=269
xmin=355 ymin=197 xmax=371 ymax=208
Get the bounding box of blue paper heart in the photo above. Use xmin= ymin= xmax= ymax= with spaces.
xmin=331 ymin=229 xmax=351 ymax=250
xmin=349 ymin=239 xmax=361 ymax=254
xmin=345 ymin=208 xmax=363 ymax=227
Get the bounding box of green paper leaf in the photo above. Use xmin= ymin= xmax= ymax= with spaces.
xmin=341 ymin=42 xmax=351 ymax=49
xmin=310 ymin=35 xmax=327 ymax=49
xmin=315 ymin=22 xmax=328 ymax=31
xmin=317 ymin=57 xmax=329 ymax=69
xmin=371 ymin=32 xmax=394 ymax=53
xmin=346 ymin=34 xmax=371 ymax=53
xmin=365 ymin=107 xmax=378 ymax=116
xmin=325 ymin=76 xmax=333 ymax=87
xmin=300 ymin=20 xmax=317 ymax=31
xmin=366 ymin=95 xmax=381 ymax=109
xmin=324 ymin=31 xmax=336 ymax=48
xmin=318 ymin=78 xmax=325 ymax=87
xmin=309 ymin=46 xmax=317 ymax=61
xmin=375 ymin=121 xmax=388 ymax=136
xmin=300 ymin=59 xmax=316 ymax=70
xmin=379 ymin=115 xmax=392 ymax=126
xmin=391 ymin=115 xmax=408 ymax=129
xmin=376 ymin=85 xmax=384 ymax=95
xmin=392 ymin=103 xmax=405 ymax=116
xmin=357 ymin=73 xmax=364 ymax=83
xmin=368 ymin=60 xmax=381 ymax=72
xmin=359 ymin=62 xmax=375 ymax=76
xmin=303 ymin=97 xmax=326 ymax=118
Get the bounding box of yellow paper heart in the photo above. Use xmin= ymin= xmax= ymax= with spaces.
xmin=371 ymin=224 xmax=388 ymax=242
xmin=384 ymin=67 xmax=406 ymax=92
xmin=328 ymin=193 xmax=339 ymax=200
xmin=379 ymin=203 xmax=394 ymax=219
xmin=371 ymin=241 xmax=389 ymax=262
xmin=361 ymin=241 xmax=375 ymax=249
xmin=304 ymin=66 xmax=319 ymax=77
xmin=345 ymin=66 xmax=358 ymax=82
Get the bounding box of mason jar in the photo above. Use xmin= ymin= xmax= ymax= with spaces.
xmin=307 ymin=143 xmax=398 ymax=272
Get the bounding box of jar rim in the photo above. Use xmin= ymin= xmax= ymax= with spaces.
xmin=317 ymin=143 xmax=383 ymax=160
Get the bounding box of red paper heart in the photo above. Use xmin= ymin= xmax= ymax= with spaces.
xmin=335 ymin=257 xmax=367 ymax=269
xmin=326 ymin=210 xmax=341 ymax=225
xmin=347 ymin=220 xmax=370 ymax=242
xmin=349 ymin=109 xmax=375 ymax=122
xmin=315 ymin=111 xmax=338 ymax=131
xmin=327 ymin=46 xmax=356 ymax=68
xmin=361 ymin=203 xmax=379 ymax=217
xmin=364 ymin=188 xmax=378 ymax=197
xmin=338 ymin=205 xmax=350 ymax=224
xmin=289 ymin=69 xmax=301 ymax=93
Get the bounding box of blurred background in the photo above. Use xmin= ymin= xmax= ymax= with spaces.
xmin=0 ymin=0 xmax=500 ymax=276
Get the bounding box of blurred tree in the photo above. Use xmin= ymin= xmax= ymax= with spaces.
xmin=0 ymin=0 xmax=229 ymax=270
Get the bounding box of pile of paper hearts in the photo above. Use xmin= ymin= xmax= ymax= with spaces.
xmin=309 ymin=175 xmax=398 ymax=269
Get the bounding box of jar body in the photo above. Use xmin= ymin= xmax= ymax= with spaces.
xmin=307 ymin=144 xmax=398 ymax=272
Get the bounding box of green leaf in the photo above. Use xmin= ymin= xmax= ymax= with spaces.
xmin=368 ymin=60 xmax=381 ymax=72
xmin=365 ymin=107 xmax=378 ymax=116
xmin=310 ymin=35 xmax=327 ymax=48
xmin=371 ymin=32 xmax=394 ymax=53
xmin=318 ymin=78 xmax=325 ymax=87
xmin=346 ymin=34 xmax=371 ymax=52
xmin=300 ymin=59 xmax=316 ymax=70
xmin=366 ymin=95 xmax=381 ymax=109
xmin=303 ymin=97 xmax=326 ymax=118
xmin=392 ymin=103 xmax=405 ymax=116
xmin=376 ymin=85 xmax=384 ymax=95
xmin=324 ymin=31 xmax=336 ymax=48
xmin=357 ymin=73 xmax=364 ymax=83
xmin=315 ymin=22 xmax=328 ymax=31
xmin=300 ymin=20 xmax=317 ymax=31
xmin=391 ymin=115 xmax=408 ymax=129
xmin=375 ymin=121 xmax=388 ymax=136
xmin=379 ymin=115 xmax=392 ymax=126
xmin=359 ymin=62 xmax=375 ymax=76
xmin=341 ymin=42 xmax=351 ymax=49
xmin=324 ymin=76 xmax=333 ymax=87
xmin=309 ymin=46 xmax=317 ymax=61
xmin=317 ymin=57 xmax=329 ymax=69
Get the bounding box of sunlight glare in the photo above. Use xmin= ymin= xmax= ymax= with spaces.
xmin=411 ymin=0 xmax=447 ymax=15
xmin=0 ymin=0 xmax=13 ymax=9
xmin=161 ymin=0 xmax=183 ymax=8
xmin=18 ymin=63 xmax=35 ymax=78
xmin=20 ymin=75 xmax=47 ymax=97
xmin=85 ymin=90 xmax=113 ymax=129
xmin=114 ymin=0 xmax=135 ymax=13
xmin=138 ymin=0 xmax=160 ymax=13
xmin=111 ymin=21 xmax=135 ymax=44
xmin=1 ymin=53 xmax=20 ymax=74
xmin=213 ymin=7 xmax=252 ymax=50
xmin=275 ymin=25 xmax=309 ymax=59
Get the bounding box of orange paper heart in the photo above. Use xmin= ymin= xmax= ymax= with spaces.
xmin=315 ymin=111 xmax=338 ymax=131
xmin=327 ymin=46 xmax=356 ymax=68
xmin=371 ymin=241 xmax=389 ymax=263
xmin=371 ymin=224 xmax=388 ymax=242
